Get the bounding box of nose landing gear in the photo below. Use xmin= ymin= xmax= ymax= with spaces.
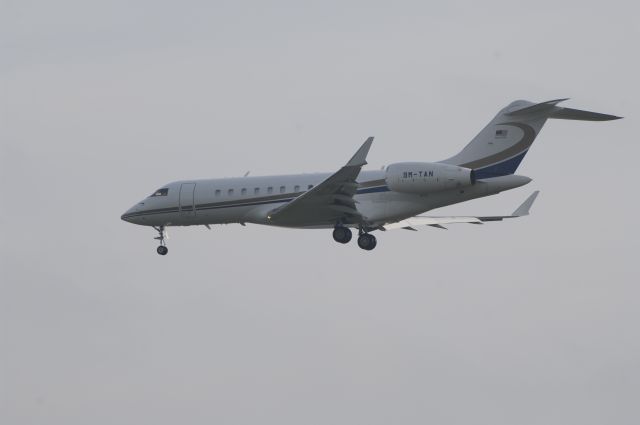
xmin=154 ymin=226 xmax=168 ymax=255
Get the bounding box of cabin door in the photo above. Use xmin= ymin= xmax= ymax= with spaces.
xmin=179 ymin=183 xmax=196 ymax=216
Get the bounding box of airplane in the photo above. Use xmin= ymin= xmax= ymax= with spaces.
xmin=121 ymin=99 xmax=621 ymax=255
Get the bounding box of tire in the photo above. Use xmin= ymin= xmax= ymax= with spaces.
xmin=357 ymin=233 xmax=376 ymax=250
xmin=332 ymin=227 xmax=352 ymax=244
xmin=157 ymin=246 xmax=168 ymax=255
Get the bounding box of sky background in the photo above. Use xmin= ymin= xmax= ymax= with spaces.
xmin=2 ymin=1 xmax=639 ymax=424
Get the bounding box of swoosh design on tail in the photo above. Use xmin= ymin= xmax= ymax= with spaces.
xmin=458 ymin=122 xmax=536 ymax=170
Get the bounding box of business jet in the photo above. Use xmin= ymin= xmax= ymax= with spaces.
xmin=121 ymin=99 xmax=620 ymax=255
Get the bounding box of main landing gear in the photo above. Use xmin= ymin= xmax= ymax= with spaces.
xmin=357 ymin=232 xmax=377 ymax=251
xmin=332 ymin=225 xmax=377 ymax=251
xmin=154 ymin=226 xmax=168 ymax=255
xmin=332 ymin=226 xmax=352 ymax=244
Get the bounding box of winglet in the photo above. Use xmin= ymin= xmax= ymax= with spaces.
xmin=346 ymin=137 xmax=374 ymax=167
xmin=512 ymin=191 xmax=540 ymax=216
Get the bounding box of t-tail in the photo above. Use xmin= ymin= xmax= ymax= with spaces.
xmin=441 ymin=99 xmax=622 ymax=179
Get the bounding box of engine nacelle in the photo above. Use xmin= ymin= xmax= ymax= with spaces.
xmin=385 ymin=162 xmax=476 ymax=194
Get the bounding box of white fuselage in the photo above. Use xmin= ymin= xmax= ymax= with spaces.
xmin=121 ymin=170 xmax=531 ymax=228
xmin=120 ymin=99 xmax=620 ymax=255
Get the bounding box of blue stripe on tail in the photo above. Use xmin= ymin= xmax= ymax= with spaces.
xmin=474 ymin=150 xmax=528 ymax=179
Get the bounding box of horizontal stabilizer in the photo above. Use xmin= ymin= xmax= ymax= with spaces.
xmin=505 ymin=98 xmax=569 ymax=116
xmin=549 ymin=107 xmax=622 ymax=121
xmin=506 ymin=98 xmax=622 ymax=121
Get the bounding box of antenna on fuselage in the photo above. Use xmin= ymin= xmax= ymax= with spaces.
xmin=243 ymin=171 xmax=250 ymax=177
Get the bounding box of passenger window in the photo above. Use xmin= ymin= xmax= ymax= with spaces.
xmin=215 ymin=189 xmax=221 ymax=197
xmin=267 ymin=186 xmax=273 ymax=194
xmin=228 ymin=189 xmax=234 ymax=196
xmin=241 ymin=188 xmax=247 ymax=196
xmin=280 ymin=185 xmax=285 ymax=194
xmin=254 ymin=187 xmax=260 ymax=195
xmin=294 ymin=185 xmax=300 ymax=192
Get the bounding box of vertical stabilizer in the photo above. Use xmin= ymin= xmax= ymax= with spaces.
xmin=441 ymin=99 xmax=621 ymax=179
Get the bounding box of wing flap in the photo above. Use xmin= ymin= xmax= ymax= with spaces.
xmin=384 ymin=216 xmax=482 ymax=230
xmin=328 ymin=204 xmax=362 ymax=216
xmin=332 ymin=194 xmax=358 ymax=205
xmin=383 ymin=191 xmax=539 ymax=231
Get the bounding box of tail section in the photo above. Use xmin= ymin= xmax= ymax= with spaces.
xmin=442 ymin=99 xmax=621 ymax=179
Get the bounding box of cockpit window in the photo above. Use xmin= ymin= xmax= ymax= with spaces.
xmin=150 ymin=188 xmax=169 ymax=197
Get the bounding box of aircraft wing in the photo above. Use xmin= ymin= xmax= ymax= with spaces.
xmin=383 ymin=191 xmax=539 ymax=230
xmin=267 ymin=137 xmax=374 ymax=226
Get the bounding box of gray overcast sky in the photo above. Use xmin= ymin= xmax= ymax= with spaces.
xmin=1 ymin=1 xmax=639 ymax=424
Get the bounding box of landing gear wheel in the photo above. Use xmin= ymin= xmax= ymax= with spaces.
xmin=153 ymin=226 xmax=168 ymax=255
xmin=332 ymin=226 xmax=353 ymax=244
xmin=357 ymin=233 xmax=377 ymax=251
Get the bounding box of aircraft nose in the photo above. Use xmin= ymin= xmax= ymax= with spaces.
xmin=121 ymin=205 xmax=139 ymax=223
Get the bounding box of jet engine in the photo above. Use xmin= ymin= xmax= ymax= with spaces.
xmin=385 ymin=162 xmax=476 ymax=194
